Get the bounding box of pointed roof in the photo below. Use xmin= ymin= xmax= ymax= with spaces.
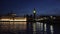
xmin=33 ymin=8 xmax=36 ymax=14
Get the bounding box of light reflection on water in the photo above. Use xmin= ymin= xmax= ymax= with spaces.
xmin=0 ymin=22 xmax=54 ymax=34
xmin=0 ymin=22 xmax=27 ymax=34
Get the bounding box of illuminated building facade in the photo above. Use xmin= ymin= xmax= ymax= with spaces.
xmin=0 ymin=13 xmax=27 ymax=34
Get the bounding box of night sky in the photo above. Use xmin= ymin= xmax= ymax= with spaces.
xmin=0 ymin=0 xmax=60 ymax=16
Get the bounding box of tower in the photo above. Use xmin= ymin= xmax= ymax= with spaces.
xmin=33 ymin=8 xmax=36 ymax=19
xmin=33 ymin=8 xmax=36 ymax=34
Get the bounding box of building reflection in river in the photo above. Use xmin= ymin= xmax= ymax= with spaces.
xmin=0 ymin=14 xmax=27 ymax=34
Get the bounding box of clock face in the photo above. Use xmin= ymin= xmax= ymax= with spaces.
xmin=33 ymin=10 xmax=36 ymax=14
xmin=33 ymin=8 xmax=36 ymax=14
xmin=34 ymin=11 xmax=36 ymax=13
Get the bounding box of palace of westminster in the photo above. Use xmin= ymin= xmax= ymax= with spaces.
xmin=0 ymin=9 xmax=60 ymax=34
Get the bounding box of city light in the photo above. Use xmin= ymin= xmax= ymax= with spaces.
xmin=0 ymin=18 xmax=27 ymax=21
xmin=44 ymin=23 xmax=46 ymax=31
xmin=50 ymin=25 xmax=54 ymax=34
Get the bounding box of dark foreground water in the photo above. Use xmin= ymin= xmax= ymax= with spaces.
xmin=0 ymin=22 xmax=60 ymax=34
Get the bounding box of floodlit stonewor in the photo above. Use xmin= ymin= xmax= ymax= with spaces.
xmin=0 ymin=15 xmax=27 ymax=33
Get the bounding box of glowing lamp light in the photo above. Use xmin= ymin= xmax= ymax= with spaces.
xmin=33 ymin=10 xmax=36 ymax=14
xmin=33 ymin=8 xmax=36 ymax=14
